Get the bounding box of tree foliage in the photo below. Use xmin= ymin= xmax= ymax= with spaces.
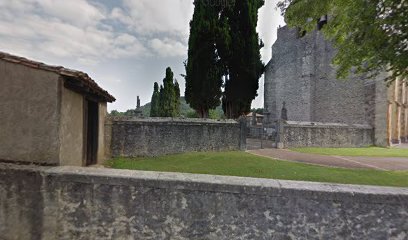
xmin=185 ymin=0 xmax=224 ymax=118
xmin=278 ymin=0 xmax=408 ymax=82
xmin=220 ymin=0 xmax=265 ymax=119
xmin=185 ymin=0 xmax=265 ymax=119
xmin=174 ymin=81 xmax=181 ymax=116
xmin=112 ymin=97 xmax=225 ymax=119
xmin=160 ymin=67 xmax=176 ymax=117
xmin=109 ymin=110 xmax=123 ymax=116
xmin=150 ymin=82 xmax=160 ymax=117
xmin=251 ymin=108 xmax=264 ymax=114
xmin=151 ymin=67 xmax=181 ymax=117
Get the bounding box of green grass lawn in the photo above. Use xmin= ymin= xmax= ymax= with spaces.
xmin=290 ymin=147 xmax=408 ymax=157
xmin=107 ymin=151 xmax=408 ymax=187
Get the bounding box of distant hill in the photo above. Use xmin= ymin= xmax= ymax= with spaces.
xmin=111 ymin=97 xmax=224 ymax=119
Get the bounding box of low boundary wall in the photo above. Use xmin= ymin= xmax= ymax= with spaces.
xmin=105 ymin=117 xmax=247 ymax=157
xmin=277 ymin=121 xmax=374 ymax=148
xmin=0 ymin=163 xmax=407 ymax=239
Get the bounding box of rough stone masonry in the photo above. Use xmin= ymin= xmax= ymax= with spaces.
xmin=264 ymin=25 xmax=392 ymax=147
xmin=105 ymin=117 xmax=247 ymax=158
xmin=0 ymin=163 xmax=407 ymax=240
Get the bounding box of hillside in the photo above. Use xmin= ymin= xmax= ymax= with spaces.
xmin=111 ymin=97 xmax=224 ymax=119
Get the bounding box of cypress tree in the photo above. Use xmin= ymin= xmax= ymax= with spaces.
xmin=174 ymin=80 xmax=181 ymax=116
xmin=158 ymin=85 xmax=164 ymax=117
xmin=185 ymin=0 xmax=223 ymax=118
xmin=161 ymin=67 xmax=176 ymax=117
xmin=157 ymin=67 xmax=179 ymax=117
xmin=150 ymin=82 xmax=160 ymax=117
xmin=221 ymin=0 xmax=265 ymax=119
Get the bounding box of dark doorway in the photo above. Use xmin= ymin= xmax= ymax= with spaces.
xmin=85 ymin=100 xmax=99 ymax=166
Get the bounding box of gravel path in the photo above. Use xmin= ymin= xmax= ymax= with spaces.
xmin=248 ymin=148 xmax=408 ymax=171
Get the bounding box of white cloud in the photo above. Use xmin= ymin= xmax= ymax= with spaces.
xmin=258 ymin=0 xmax=286 ymax=63
xmin=0 ymin=0 xmax=284 ymax=110
xmin=35 ymin=0 xmax=106 ymax=27
xmin=0 ymin=0 xmax=148 ymax=65
xmin=111 ymin=0 xmax=194 ymax=37
xmin=149 ymin=38 xmax=187 ymax=57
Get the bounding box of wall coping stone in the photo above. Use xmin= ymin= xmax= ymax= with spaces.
xmin=285 ymin=121 xmax=373 ymax=129
xmin=1 ymin=163 xmax=407 ymax=205
xmin=106 ymin=116 xmax=238 ymax=125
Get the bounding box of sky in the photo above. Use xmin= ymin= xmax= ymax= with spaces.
xmin=0 ymin=0 xmax=285 ymax=112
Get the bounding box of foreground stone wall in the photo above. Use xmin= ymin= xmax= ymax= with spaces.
xmin=278 ymin=121 xmax=374 ymax=148
xmin=1 ymin=163 xmax=407 ymax=240
xmin=106 ymin=117 xmax=246 ymax=157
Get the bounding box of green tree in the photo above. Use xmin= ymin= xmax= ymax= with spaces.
xmin=185 ymin=0 xmax=224 ymax=118
xmin=109 ymin=110 xmax=124 ymax=116
xmin=174 ymin=80 xmax=181 ymax=116
xmin=251 ymin=108 xmax=264 ymax=114
xmin=158 ymin=85 xmax=164 ymax=117
xmin=278 ymin=0 xmax=408 ymax=82
xmin=161 ymin=67 xmax=176 ymax=117
xmin=158 ymin=67 xmax=180 ymax=117
xmin=220 ymin=0 xmax=265 ymax=119
xmin=150 ymin=82 xmax=160 ymax=117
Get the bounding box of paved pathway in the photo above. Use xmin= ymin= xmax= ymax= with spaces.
xmin=396 ymin=143 xmax=408 ymax=149
xmin=246 ymin=138 xmax=275 ymax=150
xmin=248 ymin=148 xmax=408 ymax=171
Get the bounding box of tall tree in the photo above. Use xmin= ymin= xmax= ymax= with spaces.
xmin=277 ymin=0 xmax=408 ymax=82
xmin=221 ymin=0 xmax=265 ymax=119
xmin=185 ymin=0 xmax=224 ymax=118
xmin=157 ymin=67 xmax=180 ymax=117
xmin=158 ymin=85 xmax=164 ymax=117
xmin=150 ymin=82 xmax=160 ymax=117
xmin=174 ymin=80 xmax=181 ymax=116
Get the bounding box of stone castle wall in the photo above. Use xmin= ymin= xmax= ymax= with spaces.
xmin=1 ymin=163 xmax=407 ymax=239
xmin=264 ymin=26 xmax=383 ymax=125
xmin=105 ymin=117 xmax=247 ymax=157
xmin=265 ymin=27 xmax=313 ymax=122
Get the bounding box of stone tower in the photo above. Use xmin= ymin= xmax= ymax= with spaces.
xmin=264 ymin=25 xmax=394 ymax=146
xmin=264 ymin=26 xmax=388 ymax=123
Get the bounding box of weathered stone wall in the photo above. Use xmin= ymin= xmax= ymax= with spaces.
xmin=106 ymin=117 xmax=246 ymax=157
xmin=264 ymin=26 xmax=383 ymax=125
xmin=0 ymin=59 xmax=61 ymax=165
xmin=278 ymin=121 xmax=374 ymax=148
xmin=265 ymin=27 xmax=313 ymax=122
xmin=1 ymin=163 xmax=407 ymax=240
xmin=59 ymin=85 xmax=84 ymax=166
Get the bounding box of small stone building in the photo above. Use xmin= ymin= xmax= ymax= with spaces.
xmin=264 ymin=25 xmax=408 ymax=147
xmin=0 ymin=52 xmax=115 ymax=166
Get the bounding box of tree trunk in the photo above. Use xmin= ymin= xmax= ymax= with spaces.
xmin=197 ymin=108 xmax=209 ymax=119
